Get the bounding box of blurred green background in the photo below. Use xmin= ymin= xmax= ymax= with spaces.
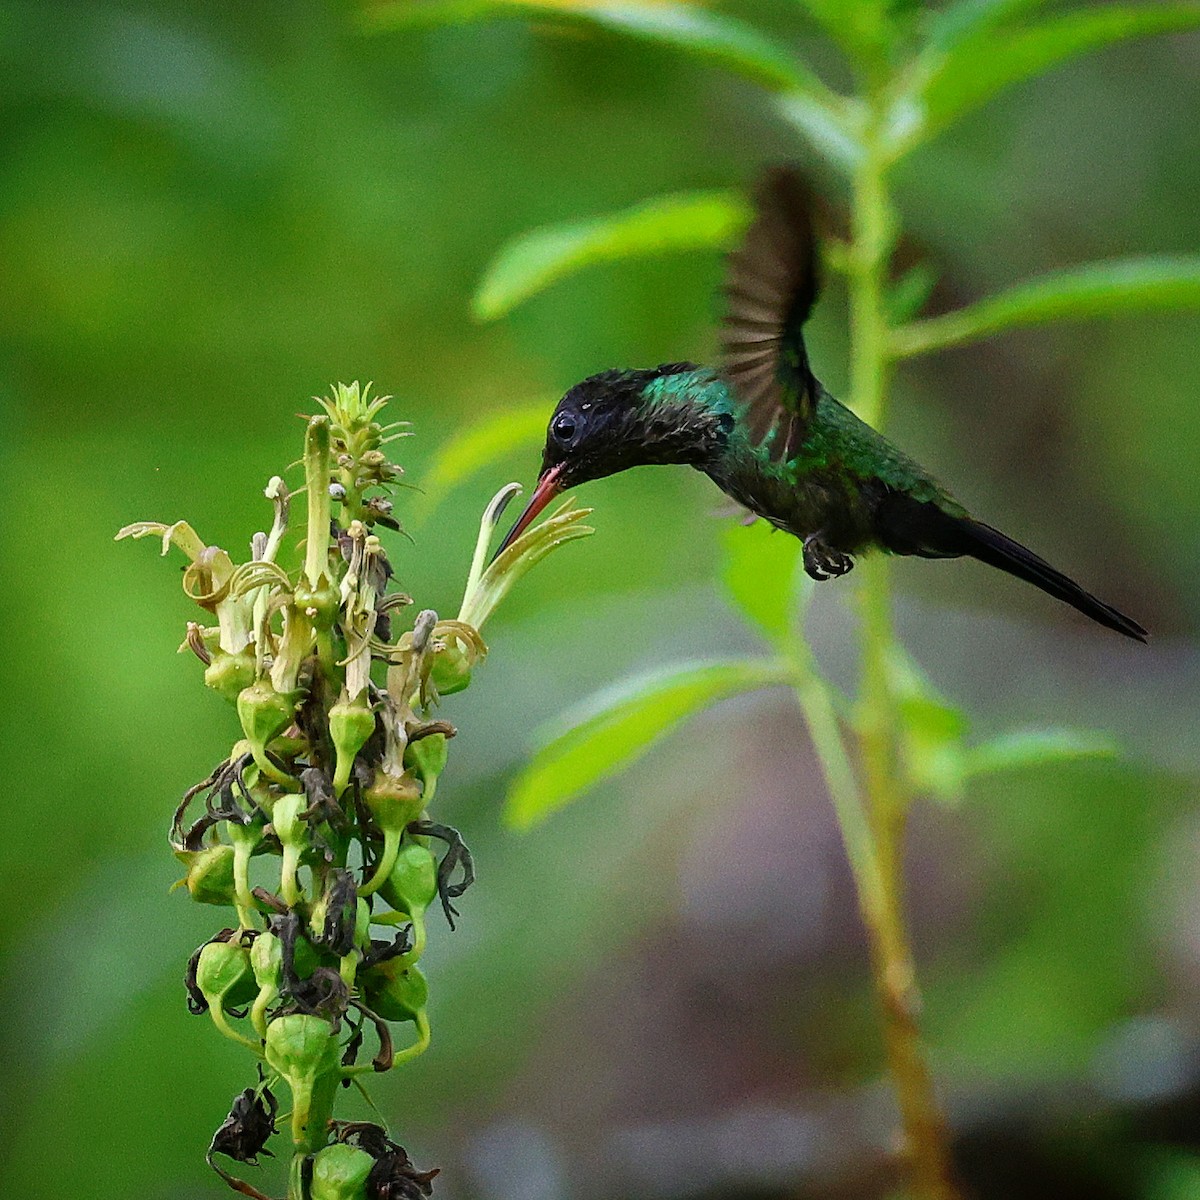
xmin=2 ymin=2 xmax=1199 ymax=1197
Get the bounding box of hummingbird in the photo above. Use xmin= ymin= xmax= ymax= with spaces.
xmin=496 ymin=167 xmax=1147 ymax=642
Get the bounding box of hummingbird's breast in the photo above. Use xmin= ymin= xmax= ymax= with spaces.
xmin=710 ymin=458 xmax=876 ymax=551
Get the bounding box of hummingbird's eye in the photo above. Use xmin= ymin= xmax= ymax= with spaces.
xmin=551 ymin=413 xmax=578 ymax=444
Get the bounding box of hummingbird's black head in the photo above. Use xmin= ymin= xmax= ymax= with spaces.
xmin=495 ymin=362 xmax=726 ymax=556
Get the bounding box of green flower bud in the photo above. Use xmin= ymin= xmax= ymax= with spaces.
xmin=360 ymin=960 xmax=427 ymax=1025
xmin=405 ymin=733 xmax=448 ymax=804
xmin=329 ymin=691 xmax=376 ymax=797
xmin=309 ymin=1143 xmax=375 ymax=1200
xmin=237 ymin=679 xmax=300 ymax=781
xmin=203 ymin=647 xmax=256 ymax=704
xmin=196 ymin=939 xmax=257 ymax=1010
xmin=378 ymin=839 xmax=437 ymax=918
xmin=175 ymin=844 xmax=236 ymax=906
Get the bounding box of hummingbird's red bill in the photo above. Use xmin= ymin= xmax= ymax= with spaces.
xmin=492 ymin=464 xmax=566 ymax=560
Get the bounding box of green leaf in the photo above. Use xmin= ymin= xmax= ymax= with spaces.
xmin=720 ymin=518 xmax=803 ymax=644
xmin=884 ymin=261 xmax=938 ymax=325
xmin=923 ymin=0 xmax=1051 ymax=53
xmin=473 ymin=190 xmax=749 ymax=321
xmin=361 ymin=1 xmax=834 ymax=97
xmin=890 ymin=256 xmax=1200 ymax=359
xmin=908 ymin=5 xmax=1200 ymax=147
xmin=885 ymin=645 xmax=969 ymax=805
xmin=418 ymin=402 xmax=551 ymax=514
xmin=799 ymin=0 xmax=905 ymax=74
xmin=964 ymin=728 xmax=1118 ymax=778
xmin=505 ymin=658 xmax=791 ymax=829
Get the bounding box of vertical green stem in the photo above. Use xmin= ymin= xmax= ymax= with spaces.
xmin=840 ymin=117 xmax=961 ymax=1200
xmin=304 ymin=416 xmax=333 ymax=589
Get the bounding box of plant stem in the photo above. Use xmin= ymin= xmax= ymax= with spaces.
xmin=839 ymin=113 xmax=961 ymax=1200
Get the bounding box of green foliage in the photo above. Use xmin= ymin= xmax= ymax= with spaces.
xmin=418 ymin=401 xmax=552 ymax=513
xmin=891 ymin=256 xmax=1200 ymax=358
xmin=884 ymin=647 xmax=1116 ymax=805
xmin=923 ymin=0 xmax=1051 ymax=52
xmin=505 ymin=659 xmax=791 ymax=829
xmin=474 ymin=190 xmax=749 ymax=321
xmin=906 ymin=4 xmax=1200 ymax=151
xmin=720 ymin=518 xmax=805 ymax=644
xmin=361 ymin=0 xmax=830 ymax=95
xmin=964 ymin=727 xmax=1118 ymax=778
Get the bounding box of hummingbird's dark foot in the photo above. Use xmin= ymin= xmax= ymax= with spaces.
xmin=802 ymin=534 xmax=854 ymax=581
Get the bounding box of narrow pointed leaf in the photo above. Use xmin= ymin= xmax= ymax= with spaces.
xmin=924 ymin=0 xmax=1051 ymax=52
xmin=361 ymin=1 xmax=834 ymax=97
xmin=890 ymin=256 xmax=1200 ymax=359
xmin=964 ymin=728 xmax=1118 ymax=778
xmin=419 ymin=402 xmax=552 ymax=514
xmin=911 ymin=5 xmax=1200 ymax=144
xmin=474 ymin=190 xmax=749 ymax=321
xmin=885 ymin=644 xmax=969 ymax=805
xmin=799 ymin=0 xmax=910 ymax=76
xmin=506 ymin=658 xmax=791 ymax=829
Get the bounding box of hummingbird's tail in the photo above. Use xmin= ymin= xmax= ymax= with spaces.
xmin=955 ymin=518 xmax=1148 ymax=641
xmin=877 ymin=494 xmax=1148 ymax=642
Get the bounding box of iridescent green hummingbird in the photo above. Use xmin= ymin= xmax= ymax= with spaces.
xmin=497 ymin=167 xmax=1147 ymax=642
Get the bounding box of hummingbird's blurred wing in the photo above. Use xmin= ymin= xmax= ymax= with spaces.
xmin=720 ymin=166 xmax=821 ymax=463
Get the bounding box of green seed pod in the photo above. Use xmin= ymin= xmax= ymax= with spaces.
xmin=251 ymin=930 xmax=319 ymax=990
xmin=293 ymin=579 xmax=341 ymax=629
xmin=237 ymin=678 xmax=300 ymax=775
xmin=196 ymin=939 xmax=257 ymax=1010
xmin=405 ymin=733 xmax=448 ymax=804
xmin=363 ymin=769 xmax=422 ymax=838
xmin=354 ymin=898 xmax=372 ymax=954
xmin=309 ymin=1143 xmax=375 ymax=1200
xmin=360 ymin=960 xmax=427 ymax=1025
xmin=428 ymin=643 xmax=471 ymax=696
xmin=272 ymin=793 xmax=306 ymax=847
xmin=265 ymin=1013 xmax=340 ymax=1080
xmin=329 ymin=691 xmax=376 ymax=797
xmin=264 ymin=1014 xmax=342 ymax=1151
xmin=203 ymin=647 xmax=256 ymax=705
xmin=176 ymin=844 xmax=236 ymax=906
xmin=250 ymin=931 xmax=283 ymax=991
xmin=378 ymin=839 xmax=437 ymax=918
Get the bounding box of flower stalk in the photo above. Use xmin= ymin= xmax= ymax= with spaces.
xmin=120 ymin=383 xmax=590 ymax=1199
